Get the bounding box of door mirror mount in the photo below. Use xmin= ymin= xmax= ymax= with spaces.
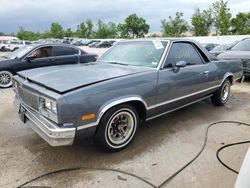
xmin=173 ymin=61 xmax=187 ymax=72
xmin=26 ymin=54 xmax=36 ymax=62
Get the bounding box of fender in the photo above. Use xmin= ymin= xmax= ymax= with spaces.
xmin=77 ymin=96 xmax=148 ymax=130
xmin=221 ymin=72 xmax=233 ymax=85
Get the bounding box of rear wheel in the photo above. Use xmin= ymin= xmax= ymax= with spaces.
xmin=211 ymin=79 xmax=231 ymax=106
xmin=94 ymin=104 xmax=139 ymax=152
xmin=0 ymin=71 xmax=13 ymax=88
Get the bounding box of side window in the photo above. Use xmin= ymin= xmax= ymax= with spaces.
xmin=30 ymin=46 xmax=52 ymax=59
xmin=164 ymin=43 xmax=204 ymax=68
xmin=53 ymin=46 xmax=79 ymax=56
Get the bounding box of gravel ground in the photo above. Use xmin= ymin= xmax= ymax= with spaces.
xmin=0 ymin=49 xmax=250 ymax=188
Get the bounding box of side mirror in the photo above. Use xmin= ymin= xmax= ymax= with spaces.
xmin=173 ymin=61 xmax=187 ymax=72
xmin=175 ymin=61 xmax=187 ymax=67
xmin=26 ymin=54 xmax=36 ymax=62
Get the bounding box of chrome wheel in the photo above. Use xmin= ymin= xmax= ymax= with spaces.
xmin=106 ymin=108 xmax=136 ymax=147
xmin=221 ymin=82 xmax=230 ymax=101
xmin=0 ymin=71 xmax=13 ymax=88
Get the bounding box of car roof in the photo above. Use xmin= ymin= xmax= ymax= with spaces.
xmin=29 ymin=43 xmax=81 ymax=49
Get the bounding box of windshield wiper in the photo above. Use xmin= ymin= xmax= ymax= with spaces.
xmin=107 ymin=61 xmax=128 ymax=66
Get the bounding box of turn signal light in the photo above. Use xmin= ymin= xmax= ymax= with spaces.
xmin=81 ymin=113 xmax=96 ymax=121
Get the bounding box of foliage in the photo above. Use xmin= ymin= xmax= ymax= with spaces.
xmin=64 ymin=28 xmax=74 ymax=37
xmin=231 ymin=12 xmax=250 ymax=34
xmin=122 ymin=14 xmax=150 ymax=38
xmin=76 ymin=20 xmax=93 ymax=38
xmin=191 ymin=8 xmax=213 ymax=36
xmin=50 ymin=23 xmax=64 ymax=39
xmin=161 ymin=12 xmax=189 ymax=37
xmin=212 ymin=0 xmax=231 ymax=35
xmin=16 ymin=27 xmax=43 ymax=41
xmin=93 ymin=20 xmax=117 ymax=38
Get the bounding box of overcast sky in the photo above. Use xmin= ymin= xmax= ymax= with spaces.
xmin=0 ymin=0 xmax=249 ymax=33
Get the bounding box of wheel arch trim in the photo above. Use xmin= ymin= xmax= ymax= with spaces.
xmin=77 ymin=96 xmax=148 ymax=131
xmin=97 ymin=96 xmax=148 ymax=122
xmin=221 ymin=72 xmax=233 ymax=85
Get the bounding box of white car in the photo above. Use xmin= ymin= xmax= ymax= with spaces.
xmin=1 ymin=40 xmax=31 ymax=51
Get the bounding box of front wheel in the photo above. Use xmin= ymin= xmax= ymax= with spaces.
xmin=0 ymin=71 xmax=13 ymax=88
xmin=94 ymin=104 xmax=139 ymax=152
xmin=211 ymin=79 xmax=231 ymax=106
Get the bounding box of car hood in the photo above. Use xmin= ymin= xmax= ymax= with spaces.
xmin=218 ymin=51 xmax=250 ymax=60
xmin=17 ymin=62 xmax=153 ymax=94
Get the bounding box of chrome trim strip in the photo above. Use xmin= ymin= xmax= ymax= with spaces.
xmin=157 ymin=40 xmax=171 ymax=70
xmin=147 ymin=85 xmax=220 ymax=110
xmin=146 ymin=95 xmax=212 ymax=121
xmin=77 ymin=122 xmax=98 ymax=130
xmin=77 ymin=86 xmax=221 ymax=129
xmin=158 ymin=41 xmax=173 ymax=70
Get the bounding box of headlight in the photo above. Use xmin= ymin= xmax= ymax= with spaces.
xmin=40 ymin=97 xmax=57 ymax=114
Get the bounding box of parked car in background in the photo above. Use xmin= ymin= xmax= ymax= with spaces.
xmin=1 ymin=40 xmax=31 ymax=52
xmin=89 ymin=41 xmax=101 ymax=48
xmin=95 ymin=41 xmax=115 ymax=48
xmin=13 ymin=39 xmax=242 ymax=151
xmin=0 ymin=44 xmax=97 ymax=88
xmin=202 ymin=43 xmax=219 ymax=51
xmin=218 ymin=38 xmax=250 ymax=77
xmin=88 ymin=40 xmax=101 ymax=47
xmin=210 ymin=44 xmax=229 ymax=56
xmin=72 ymin=41 xmax=84 ymax=46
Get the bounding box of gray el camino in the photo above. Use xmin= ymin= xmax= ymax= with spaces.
xmin=13 ymin=39 xmax=243 ymax=151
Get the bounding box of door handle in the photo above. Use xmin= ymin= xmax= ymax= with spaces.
xmin=49 ymin=59 xmax=55 ymax=62
xmin=203 ymin=71 xmax=210 ymax=75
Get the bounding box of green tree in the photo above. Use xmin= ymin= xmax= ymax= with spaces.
xmin=212 ymin=0 xmax=231 ymax=35
xmin=0 ymin=32 xmax=5 ymax=36
xmin=94 ymin=20 xmax=117 ymax=38
xmin=16 ymin=27 xmax=41 ymax=41
xmin=191 ymin=8 xmax=213 ymax=36
xmin=86 ymin=20 xmax=93 ymax=38
xmin=50 ymin=23 xmax=64 ymax=38
xmin=76 ymin=20 xmax=93 ymax=38
xmin=161 ymin=12 xmax=189 ymax=37
xmin=123 ymin=14 xmax=149 ymax=38
xmin=64 ymin=28 xmax=74 ymax=37
xmin=117 ymin=23 xmax=129 ymax=38
xmin=231 ymin=12 xmax=250 ymax=34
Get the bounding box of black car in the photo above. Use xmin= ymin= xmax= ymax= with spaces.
xmin=96 ymin=41 xmax=115 ymax=48
xmin=218 ymin=38 xmax=250 ymax=77
xmin=0 ymin=44 xmax=97 ymax=88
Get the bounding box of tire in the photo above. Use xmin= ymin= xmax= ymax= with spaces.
xmin=0 ymin=71 xmax=13 ymax=88
xmin=0 ymin=46 xmax=6 ymax=52
xmin=211 ymin=79 xmax=231 ymax=106
xmin=13 ymin=47 xmax=19 ymax=51
xmin=94 ymin=104 xmax=139 ymax=152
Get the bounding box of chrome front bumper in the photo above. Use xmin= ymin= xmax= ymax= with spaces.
xmin=15 ymin=99 xmax=76 ymax=146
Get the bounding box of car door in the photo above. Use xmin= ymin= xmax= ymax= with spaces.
xmin=52 ymin=46 xmax=79 ymax=65
xmin=13 ymin=46 xmax=54 ymax=72
xmin=153 ymin=42 xmax=213 ymax=114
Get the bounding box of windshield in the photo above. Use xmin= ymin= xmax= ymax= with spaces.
xmin=99 ymin=41 xmax=167 ymax=68
xmin=231 ymin=39 xmax=250 ymax=51
xmin=5 ymin=46 xmax=33 ymax=59
xmin=212 ymin=44 xmax=227 ymax=51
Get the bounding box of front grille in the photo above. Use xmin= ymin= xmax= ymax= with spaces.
xmin=17 ymin=86 xmax=39 ymax=111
